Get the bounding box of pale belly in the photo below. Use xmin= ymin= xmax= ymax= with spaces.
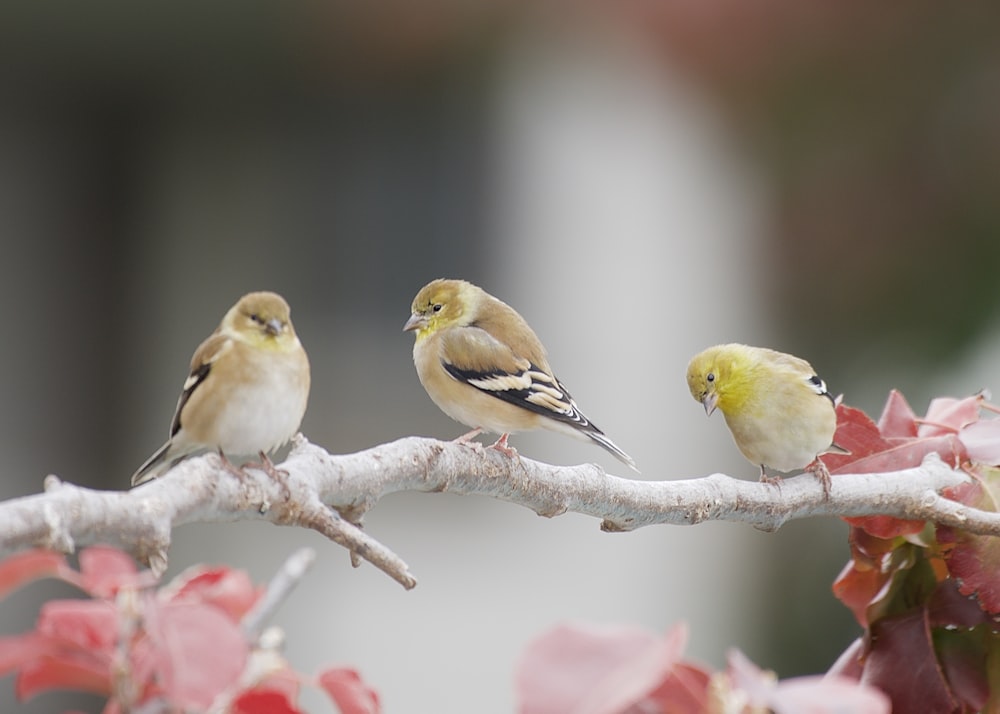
xmin=206 ymin=358 xmax=309 ymax=456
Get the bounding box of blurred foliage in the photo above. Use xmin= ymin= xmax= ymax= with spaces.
xmin=633 ymin=1 xmax=1000 ymax=369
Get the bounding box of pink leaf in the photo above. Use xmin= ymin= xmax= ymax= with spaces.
xmin=770 ymin=675 xmax=890 ymax=714
xmin=318 ymin=668 xmax=381 ymax=714
xmin=572 ymin=624 xmax=690 ymax=714
xmin=516 ymin=622 xmax=691 ymax=714
xmin=0 ymin=633 xmax=49 ymax=675
xmin=726 ymin=648 xmax=775 ymax=705
xmin=959 ymin=419 xmax=1000 ymax=465
xmin=0 ymin=550 xmax=77 ymax=600
xmin=729 ymin=649 xmax=890 ymax=714
xmin=144 ymin=600 xmax=248 ymax=710
xmin=77 ymin=546 xmax=149 ymax=597
xmin=165 ymin=566 xmax=261 ymax=620
xmin=37 ymin=600 xmax=118 ymax=652
xmin=919 ymin=396 xmax=982 ymax=437
xmin=838 ymin=434 xmax=965 ymax=474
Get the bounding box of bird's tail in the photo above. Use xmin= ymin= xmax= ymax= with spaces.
xmin=587 ymin=431 xmax=640 ymax=474
xmin=131 ymin=441 xmax=173 ymax=487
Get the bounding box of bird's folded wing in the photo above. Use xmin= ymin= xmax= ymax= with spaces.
xmin=169 ymin=332 xmax=231 ymax=437
xmin=439 ymin=327 xmax=591 ymax=428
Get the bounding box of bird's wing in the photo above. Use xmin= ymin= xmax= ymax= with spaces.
xmin=169 ymin=332 xmax=231 ymax=437
xmin=439 ymin=326 xmax=594 ymax=430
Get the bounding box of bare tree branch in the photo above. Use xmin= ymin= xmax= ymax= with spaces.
xmin=0 ymin=435 xmax=985 ymax=589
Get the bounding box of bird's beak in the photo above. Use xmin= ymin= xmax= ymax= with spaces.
xmin=403 ymin=313 xmax=426 ymax=332
xmin=266 ymin=318 xmax=283 ymax=336
xmin=701 ymin=392 xmax=718 ymax=416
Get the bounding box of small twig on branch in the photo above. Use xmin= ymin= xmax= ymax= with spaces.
xmin=241 ymin=547 xmax=316 ymax=641
xmin=0 ymin=435 xmax=986 ymax=589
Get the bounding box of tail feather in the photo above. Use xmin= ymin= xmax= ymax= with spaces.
xmin=586 ymin=431 xmax=640 ymax=474
xmin=131 ymin=440 xmax=174 ymax=487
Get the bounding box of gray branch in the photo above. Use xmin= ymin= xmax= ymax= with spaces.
xmin=0 ymin=435 xmax=984 ymax=589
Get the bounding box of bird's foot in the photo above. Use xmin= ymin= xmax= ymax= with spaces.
xmin=805 ymin=458 xmax=832 ymax=498
xmin=219 ymin=451 xmax=249 ymax=483
xmin=452 ymin=427 xmax=483 ymax=445
xmin=239 ymin=451 xmax=292 ymax=500
xmin=758 ymin=466 xmax=783 ymax=491
xmin=489 ymin=433 xmax=520 ymax=460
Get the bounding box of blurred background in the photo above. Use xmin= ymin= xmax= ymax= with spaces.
xmin=1 ymin=1 xmax=999 ymax=711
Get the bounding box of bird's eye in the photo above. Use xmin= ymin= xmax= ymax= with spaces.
xmin=249 ymin=313 xmax=261 ymax=323
xmin=706 ymin=373 xmax=715 ymax=383
xmin=432 ymin=304 xmax=443 ymax=313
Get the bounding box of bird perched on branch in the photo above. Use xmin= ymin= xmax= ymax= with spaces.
xmin=131 ymin=291 xmax=310 ymax=486
xmin=686 ymin=343 xmax=842 ymax=495
xmin=404 ymin=278 xmax=638 ymax=472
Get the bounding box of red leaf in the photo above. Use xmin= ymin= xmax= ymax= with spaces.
xmin=877 ymin=390 xmax=918 ymax=438
xmin=645 ymin=662 xmax=710 ymax=714
xmin=832 ymin=531 xmax=903 ymax=628
xmin=824 ymin=405 xmax=892 ymax=473
xmin=927 ymin=579 xmax=990 ymax=629
xmin=254 ymin=669 xmax=300 ymax=701
xmin=830 ymin=405 xmax=949 ymax=537
xmin=144 ymin=600 xmax=248 ymax=710
xmin=935 ymin=629 xmax=990 ymax=712
xmin=832 ymin=558 xmax=890 ymax=628
xmin=941 ymin=531 xmax=1000 ymax=615
xmin=959 ymin=420 xmax=1000 ymax=465
xmin=831 ymin=400 xmax=967 ymax=475
xmin=16 ymin=652 xmax=111 ymax=700
xmin=941 ymin=480 xmax=988 ymax=509
xmin=860 ymin=610 xmax=956 ymax=713
xmin=232 ymin=689 xmax=302 ymax=714
xmin=165 ymin=566 xmax=261 ymax=620
xmin=318 ymin=668 xmax=381 ymax=714
xmin=0 ymin=550 xmax=76 ymax=600
xmin=939 ymin=473 xmax=1000 ymax=615
xmin=842 ymin=514 xmax=926 ymax=540
xmin=77 ymin=546 xmax=148 ymax=598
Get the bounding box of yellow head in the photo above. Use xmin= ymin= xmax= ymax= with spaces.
xmin=686 ymin=344 xmax=752 ymax=417
xmin=223 ymin=291 xmax=298 ymax=349
xmin=403 ymin=279 xmax=477 ymax=340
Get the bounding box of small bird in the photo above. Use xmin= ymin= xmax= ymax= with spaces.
xmin=404 ymin=278 xmax=638 ymax=472
xmin=131 ymin=291 xmax=311 ymax=486
xmin=686 ymin=343 xmax=841 ymax=494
